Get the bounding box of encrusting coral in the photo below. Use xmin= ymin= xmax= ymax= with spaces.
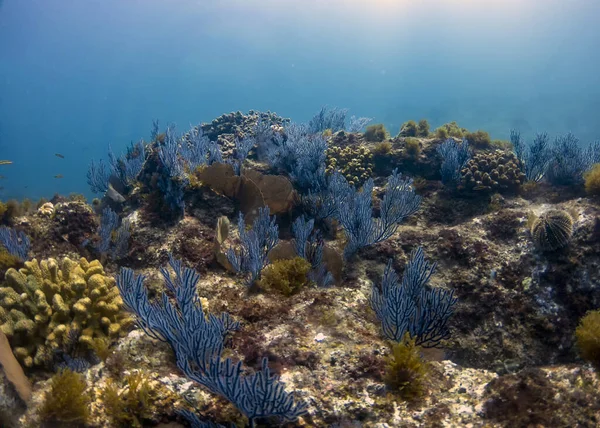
xmin=0 ymin=257 xmax=130 ymax=368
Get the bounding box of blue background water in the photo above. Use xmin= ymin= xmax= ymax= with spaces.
xmin=0 ymin=0 xmax=598 ymax=201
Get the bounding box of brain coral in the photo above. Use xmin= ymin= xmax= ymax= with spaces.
xmin=0 ymin=257 xmax=129 ymax=368
xmin=531 ymin=210 xmax=573 ymax=252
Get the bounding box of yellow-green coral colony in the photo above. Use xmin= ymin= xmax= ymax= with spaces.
xmin=531 ymin=210 xmax=573 ymax=252
xmin=326 ymin=145 xmax=374 ymax=186
xmin=0 ymin=257 xmax=128 ymax=368
xmin=460 ymin=150 xmax=525 ymax=192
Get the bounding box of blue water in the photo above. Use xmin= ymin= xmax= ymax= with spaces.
xmin=0 ymin=0 xmax=599 ymax=201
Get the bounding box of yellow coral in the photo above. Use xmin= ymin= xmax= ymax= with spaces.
xmin=0 ymin=256 xmax=131 ymax=368
xmin=326 ymin=145 xmax=374 ymax=186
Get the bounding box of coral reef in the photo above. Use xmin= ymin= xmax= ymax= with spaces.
xmin=7 ymin=109 xmax=600 ymax=426
xmin=460 ymin=150 xmax=526 ymax=193
xmin=0 ymin=257 xmax=129 ymax=368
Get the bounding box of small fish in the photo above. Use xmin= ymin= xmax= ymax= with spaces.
xmin=106 ymin=183 xmax=125 ymax=203
xmin=54 ymin=174 xmax=64 ymax=179
xmin=0 ymin=160 xmax=12 ymax=165
xmin=55 ymin=153 xmax=65 ymax=159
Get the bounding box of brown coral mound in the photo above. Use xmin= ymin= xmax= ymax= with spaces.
xmin=195 ymin=163 xmax=296 ymax=221
xmin=460 ymin=150 xmax=525 ymax=193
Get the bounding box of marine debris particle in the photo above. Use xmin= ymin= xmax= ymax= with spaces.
xmin=0 ymin=160 xmax=13 ymax=165
xmin=55 ymin=153 xmax=65 ymax=159
xmin=54 ymin=174 xmax=64 ymax=179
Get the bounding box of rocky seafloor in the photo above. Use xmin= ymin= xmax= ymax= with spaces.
xmin=1 ymin=111 xmax=600 ymax=427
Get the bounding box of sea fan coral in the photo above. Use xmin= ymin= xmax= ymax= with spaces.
xmin=530 ymin=210 xmax=573 ymax=252
xmin=370 ymin=247 xmax=457 ymax=347
xmin=0 ymin=227 xmax=30 ymax=261
xmin=115 ymin=255 xmax=307 ymax=426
